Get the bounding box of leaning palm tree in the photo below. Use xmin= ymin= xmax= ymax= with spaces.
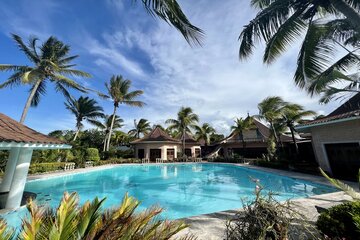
xmin=135 ymin=0 xmax=204 ymax=46
xmin=258 ymin=96 xmax=289 ymax=145
xmin=230 ymin=116 xmax=255 ymax=155
xmin=103 ymin=75 xmax=144 ymax=151
xmin=128 ymin=119 xmax=152 ymax=138
xmin=281 ymin=107 xmax=316 ymax=154
xmin=93 ymin=115 xmax=124 ymax=151
xmin=65 ymin=96 xmax=105 ymax=141
xmin=0 ymin=192 xmax=195 ymax=239
xmin=239 ymin=0 xmax=360 ymax=102
xmin=0 ymin=34 xmax=91 ymax=123
xmin=166 ymin=107 xmax=199 ymax=157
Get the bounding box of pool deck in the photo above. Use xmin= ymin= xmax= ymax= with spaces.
xmin=23 ymin=163 xmax=359 ymax=239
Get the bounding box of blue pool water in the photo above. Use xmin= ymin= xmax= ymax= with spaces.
xmin=2 ymin=163 xmax=336 ymax=228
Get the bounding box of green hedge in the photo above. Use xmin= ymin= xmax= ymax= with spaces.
xmin=317 ymin=201 xmax=360 ymax=239
xmin=255 ymin=159 xmax=289 ymax=170
xmin=97 ymin=158 xmax=141 ymax=166
xmin=29 ymin=162 xmax=67 ymax=174
xmin=86 ymin=148 xmax=100 ymax=162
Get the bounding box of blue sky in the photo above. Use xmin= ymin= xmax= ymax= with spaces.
xmin=0 ymin=0 xmax=340 ymax=135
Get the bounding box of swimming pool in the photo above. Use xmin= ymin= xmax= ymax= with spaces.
xmin=2 ymin=163 xmax=336 ymax=227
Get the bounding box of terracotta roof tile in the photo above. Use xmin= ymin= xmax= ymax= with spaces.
xmin=296 ymin=110 xmax=360 ymax=128
xmin=0 ymin=113 xmax=65 ymax=144
xmin=131 ymin=126 xmax=180 ymax=143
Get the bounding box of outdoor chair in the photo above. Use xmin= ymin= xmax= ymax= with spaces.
xmin=85 ymin=161 xmax=93 ymax=168
xmin=64 ymin=162 xmax=75 ymax=171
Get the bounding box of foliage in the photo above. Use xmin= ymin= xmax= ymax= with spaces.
xmin=102 ymin=75 xmax=144 ymax=151
xmin=256 ymin=158 xmax=289 ymax=170
xmin=128 ymin=118 xmax=152 ymax=138
xmin=65 ymin=96 xmax=105 ymax=141
xmin=31 ymin=149 xmax=73 ymax=163
xmin=85 ymin=148 xmax=100 ymax=162
xmin=97 ymin=158 xmax=141 ymax=166
xmin=209 ymin=133 xmax=225 ymax=144
xmin=238 ymin=0 xmax=360 ymax=102
xmin=29 ymin=162 xmax=68 ymax=174
xmin=135 ymin=0 xmax=203 ymax=46
xmin=226 ymin=186 xmax=316 ymax=240
xmin=1 ymin=192 xmax=195 ymax=239
xmin=194 ymin=123 xmax=215 ymax=146
xmin=320 ymin=168 xmax=360 ymax=200
xmin=0 ymin=151 xmax=9 ymax=172
xmin=317 ymin=201 xmax=360 ymax=239
xmin=0 ymin=34 xmax=91 ymax=123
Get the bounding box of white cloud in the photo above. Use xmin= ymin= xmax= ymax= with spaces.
xmin=100 ymin=0 xmax=339 ymax=135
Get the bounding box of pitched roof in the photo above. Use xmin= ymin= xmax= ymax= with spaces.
xmin=0 ymin=113 xmax=65 ymax=145
xmin=296 ymin=93 xmax=360 ymax=130
xmin=130 ymin=126 xmax=180 ymax=144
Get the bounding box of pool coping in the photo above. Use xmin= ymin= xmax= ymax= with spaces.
xmin=6 ymin=162 xmax=360 ymax=239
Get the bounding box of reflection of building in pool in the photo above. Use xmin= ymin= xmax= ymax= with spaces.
xmin=131 ymin=126 xmax=202 ymax=161
xmin=0 ymin=113 xmax=71 ymax=210
xmin=207 ymin=118 xmax=301 ymax=159
xmin=296 ymin=93 xmax=360 ymax=181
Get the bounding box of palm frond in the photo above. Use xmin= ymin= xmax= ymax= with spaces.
xmin=11 ymin=34 xmax=39 ymax=63
xmin=137 ymin=0 xmax=204 ymax=46
xmin=320 ymin=168 xmax=360 ymax=200
xmin=30 ymin=80 xmax=46 ymax=107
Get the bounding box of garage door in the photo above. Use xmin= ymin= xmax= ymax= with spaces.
xmin=325 ymin=142 xmax=360 ymax=180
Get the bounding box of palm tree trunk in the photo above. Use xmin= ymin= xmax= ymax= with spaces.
xmin=330 ymin=0 xmax=360 ymax=34
xmin=20 ymin=80 xmax=42 ymax=123
xmin=270 ymin=121 xmax=279 ymax=144
xmin=103 ymin=133 xmax=108 ymax=152
xmin=290 ymin=127 xmax=299 ymax=155
xmin=182 ymin=128 xmax=186 ymax=158
xmin=73 ymin=128 xmax=80 ymax=141
xmin=106 ymin=106 xmax=117 ymax=151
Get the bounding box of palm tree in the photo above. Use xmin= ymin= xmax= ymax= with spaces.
xmin=258 ymin=96 xmax=289 ymax=145
xmin=128 ymin=119 xmax=152 ymax=138
xmin=65 ymin=96 xmax=105 ymax=141
xmin=112 ymin=130 xmax=133 ymax=146
xmin=238 ymin=1 xmax=360 ymax=101
xmin=282 ymin=107 xmax=316 ymax=154
xmin=194 ymin=123 xmax=215 ymax=155
xmin=0 ymin=192 xmax=193 ymax=239
xmin=93 ymin=115 xmax=124 ymax=151
xmin=0 ymin=34 xmax=91 ymax=123
xmin=166 ymin=107 xmax=199 ymax=157
xmin=230 ymin=116 xmax=255 ymax=156
xmin=136 ymin=0 xmax=204 ymax=46
xmin=103 ymin=75 xmax=144 ymax=151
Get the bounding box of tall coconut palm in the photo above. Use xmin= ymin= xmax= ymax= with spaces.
xmin=65 ymin=96 xmax=105 ymax=141
xmin=103 ymin=75 xmax=144 ymax=151
xmin=194 ymin=123 xmax=215 ymax=155
xmin=230 ymin=116 xmax=255 ymax=155
xmin=282 ymin=107 xmax=316 ymax=154
xmin=128 ymin=119 xmax=152 ymax=138
xmin=239 ymin=0 xmax=360 ymax=101
xmin=166 ymin=107 xmax=199 ymax=156
xmin=0 ymin=34 xmax=91 ymax=123
xmin=258 ymin=96 xmax=289 ymax=144
xmin=93 ymin=115 xmax=124 ymax=151
xmin=136 ymin=0 xmax=204 ymax=46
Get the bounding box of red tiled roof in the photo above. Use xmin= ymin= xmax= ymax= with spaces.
xmin=131 ymin=126 xmax=180 ymax=144
xmin=0 ymin=113 xmax=65 ymax=144
xmin=296 ymin=110 xmax=360 ymax=129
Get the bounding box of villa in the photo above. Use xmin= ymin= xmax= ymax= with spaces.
xmin=208 ymin=118 xmax=300 ymax=158
xmin=130 ymin=126 xmax=202 ymax=161
xmin=296 ymin=93 xmax=360 ymax=180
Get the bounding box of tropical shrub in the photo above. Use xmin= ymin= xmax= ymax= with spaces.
xmin=0 ymin=192 xmax=195 ymax=240
xmin=255 ymin=159 xmax=289 ymax=170
xmin=317 ymin=201 xmax=360 ymax=239
xmin=86 ymin=148 xmax=100 ymax=162
xmin=225 ymin=185 xmax=317 ymax=240
xmin=29 ymin=162 xmax=67 ymax=174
